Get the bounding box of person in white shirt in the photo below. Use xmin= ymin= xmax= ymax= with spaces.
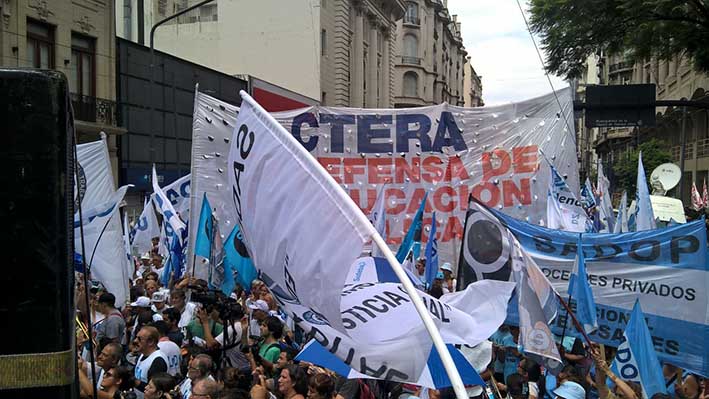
xmin=152 ymin=321 xmax=182 ymax=377
xmin=151 ymin=291 xmax=170 ymax=315
xmin=133 ymin=326 xmax=169 ymax=398
xmin=440 ymin=262 xmax=457 ymax=294
xmin=179 ymin=354 xmax=214 ymax=399
xmin=202 ymin=303 xmax=249 ymax=371
xmin=170 ymin=288 xmax=196 ymax=328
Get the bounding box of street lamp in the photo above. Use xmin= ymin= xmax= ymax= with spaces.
xmin=148 ymin=0 xmax=217 ymax=175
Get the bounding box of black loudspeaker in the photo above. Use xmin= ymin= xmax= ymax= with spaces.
xmin=0 ymin=69 xmax=76 ymax=398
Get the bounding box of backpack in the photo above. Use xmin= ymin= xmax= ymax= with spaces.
xmin=357 ymin=380 xmax=376 ymax=399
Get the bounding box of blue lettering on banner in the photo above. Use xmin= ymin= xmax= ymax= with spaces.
xmin=166 ymin=179 xmax=191 ymax=206
xmin=290 ymin=112 xmax=469 ymax=154
xmin=495 ymin=208 xmax=709 ymax=377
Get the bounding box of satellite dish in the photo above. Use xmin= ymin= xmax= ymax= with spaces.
xmin=650 ymin=163 xmax=681 ymax=195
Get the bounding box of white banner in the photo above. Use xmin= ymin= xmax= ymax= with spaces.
xmin=190 ymin=88 xmax=579 ymax=269
xmin=76 ymin=138 xmax=130 ymax=305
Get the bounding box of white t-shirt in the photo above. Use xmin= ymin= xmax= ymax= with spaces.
xmin=528 ymin=382 xmax=539 ymax=399
xmin=158 ymin=339 xmax=182 ymax=376
xmin=178 ymin=302 xmax=197 ymax=328
xmin=216 ymin=322 xmax=248 ymax=369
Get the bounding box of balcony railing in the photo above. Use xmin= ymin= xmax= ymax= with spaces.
xmin=697 ymin=138 xmax=709 ymax=158
xmin=403 ymin=15 xmax=420 ymax=25
xmin=401 ymin=56 xmax=421 ymax=65
xmin=609 ymin=61 xmax=634 ymax=74
xmin=71 ymin=93 xmax=118 ymax=127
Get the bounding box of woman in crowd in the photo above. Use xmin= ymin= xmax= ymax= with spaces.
xmin=144 ymin=372 xmax=177 ymax=399
xmin=308 ymin=373 xmax=336 ymax=399
xmin=278 ymin=364 xmax=308 ymax=399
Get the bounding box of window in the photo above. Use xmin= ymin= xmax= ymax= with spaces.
xmin=403 ymin=34 xmax=418 ymax=57
xmin=403 ymin=72 xmax=418 ymax=97
xmin=321 ymin=29 xmax=327 ymax=56
xmin=200 ymin=4 xmax=218 ymax=21
xmin=404 ymin=2 xmax=419 ymax=25
xmin=69 ymin=33 xmax=95 ymax=96
xmin=26 ymin=19 xmax=54 ymax=68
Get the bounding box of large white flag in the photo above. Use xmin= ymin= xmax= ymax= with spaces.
xmin=150 ymin=173 xmax=191 ymax=221
xmin=76 ymin=137 xmax=131 ymax=305
xmin=75 ymin=185 xmax=132 ymax=305
xmin=131 ymin=199 xmax=161 ymax=256
xmin=597 ymin=162 xmax=615 ymax=232
xmin=634 ymin=152 xmax=656 ymax=231
xmin=226 ymin=91 xmax=376 ymax=334
xmin=613 ymin=191 xmax=629 ymax=233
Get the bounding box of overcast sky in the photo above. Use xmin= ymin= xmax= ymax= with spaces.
xmin=447 ymin=0 xmax=569 ymax=106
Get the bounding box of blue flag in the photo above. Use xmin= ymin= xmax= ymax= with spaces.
xmin=396 ymin=193 xmax=428 ymax=263
xmin=424 ymin=212 xmax=438 ymax=288
xmin=194 ymin=193 xmax=214 ymax=259
xmin=161 ymin=225 xmax=184 ymax=286
xmin=568 ymin=234 xmax=597 ymax=333
xmin=634 ymin=151 xmax=656 ymax=231
xmin=611 ymin=300 xmax=667 ymax=399
xmin=224 ymin=224 xmax=258 ymax=295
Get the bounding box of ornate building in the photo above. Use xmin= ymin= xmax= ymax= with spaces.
xmin=1 ymin=0 xmax=123 ymax=178
xmin=393 ymin=0 xmax=468 ymax=107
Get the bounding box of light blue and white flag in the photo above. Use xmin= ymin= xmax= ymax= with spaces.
xmin=613 ymin=191 xmax=629 ymax=233
xmin=611 ymin=300 xmax=667 ymax=399
xmin=369 ymin=185 xmax=387 ymax=258
xmin=568 ymin=234 xmax=597 ymax=333
xmin=549 ymin=164 xmax=588 ymax=232
xmin=424 ymin=212 xmax=439 ymax=288
xmin=152 ymin=165 xmax=187 ymax=236
xmin=634 ymin=152 xmax=656 ymax=231
xmin=194 ymin=193 xmax=215 ymax=260
xmin=581 ymin=178 xmax=597 ymax=210
xmin=396 ymin=193 xmax=428 ymax=262
xmin=597 ymin=162 xmax=615 ymax=232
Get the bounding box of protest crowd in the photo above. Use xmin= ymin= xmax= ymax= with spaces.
xmin=74 ymin=249 xmax=706 ymax=399
xmin=67 ymin=89 xmax=709 ymax=399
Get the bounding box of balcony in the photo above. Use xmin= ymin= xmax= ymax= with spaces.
xmin=609 ymin=61 xmax=634 ymax=74
xmin=403 ymin=15 xmax=420 ymax=25
xmin=71 ymin=93 xmax=118 ymax=127
xmin=401 ymin=56 xmax=422 ymax=65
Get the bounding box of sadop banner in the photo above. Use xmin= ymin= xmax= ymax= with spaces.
xmin=151 ymin=173 xmax=191 ymax=221
xmin=190 ymin=88 xmax=579 ymax=266
xmin=493 ymin=210 xmax=709 ymax=376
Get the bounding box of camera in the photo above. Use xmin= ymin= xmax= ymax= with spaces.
xmin=189 ymin=286 xmax=244 ymax=321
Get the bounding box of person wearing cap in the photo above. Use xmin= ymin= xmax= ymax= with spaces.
xmin=151 ymin=291 xmax=170 ymax=314
xmin=95 ymin=292 xmax=127 ymax=348
xmin=131 ymin=296 xmax=163 ymax=323
xmin=247 ymin=299 xmax=270 ymax=338
xmin=440 ymin=262 xmax=456 ymax=294
xmin=553 ymin=381 xmax=586 ymax=399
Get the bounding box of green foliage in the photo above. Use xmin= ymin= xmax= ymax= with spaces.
xmin=528 ymin=0 xmax=709 ymax=79
xmin=612 ymin=138 xmax=673 ymax=194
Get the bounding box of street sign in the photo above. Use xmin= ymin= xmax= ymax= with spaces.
xmin=585 ymin=84 xmax=656 ymax=128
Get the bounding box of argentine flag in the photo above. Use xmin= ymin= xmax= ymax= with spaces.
xmin=611 ymin=300 xmax=667 ymax=399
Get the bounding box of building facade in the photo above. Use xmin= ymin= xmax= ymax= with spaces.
xmin=1 ymin=0 xmax=123 ymax=180
xmin=120 ymin=0 xmax=406 ymax=108
xmin=463 ymin=56 xmax=483 ymax=107
xmin=392 ymin=0 xmax=467 ymax=107
xmin=592 ymin=52 xmax=709 ymax=201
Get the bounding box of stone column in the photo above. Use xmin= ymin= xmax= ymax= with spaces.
xmin=367 ymin=15 xmax=379 ymax=107
xmin=381 ymin=26 xmax=392 ymax=107
xmin=351 ymin=6 xmax=365 ymax=107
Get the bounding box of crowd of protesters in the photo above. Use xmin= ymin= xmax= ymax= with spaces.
xmin=75 ymin=249 xmax=708 ymax=399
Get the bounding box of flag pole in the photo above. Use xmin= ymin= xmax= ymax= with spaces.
xmin=559 ymin=233 xmax=580 ymax=345
xmin=371 ymin=233 xmax=468 ymax=399
xmin=555 ymin=292 xmax=593 ymax=347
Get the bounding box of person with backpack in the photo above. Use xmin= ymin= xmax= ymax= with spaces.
xmin=248 ymin=316 xmax=284 ymax=378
